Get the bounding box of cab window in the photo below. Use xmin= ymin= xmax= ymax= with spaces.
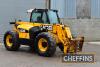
xmin=48 ymin=11 xmax=59 ymax=24
xmin=31 ymin=12 xmax=43 ymax=23
xmin=31 ymin=11 xmax=49 ymax=24
xmin=42 ymin=12 xmax=49 ymax=24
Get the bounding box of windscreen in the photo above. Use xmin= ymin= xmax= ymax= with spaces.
xmin=47 ymin=10 xmax=59 ymax=24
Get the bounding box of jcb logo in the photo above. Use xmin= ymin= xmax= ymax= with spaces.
xmin=42 ymin=25 xmax=52 ymax=30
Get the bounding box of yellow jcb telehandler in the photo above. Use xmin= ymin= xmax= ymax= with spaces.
xmin=4 ymin=9 xmax=84 ymax=57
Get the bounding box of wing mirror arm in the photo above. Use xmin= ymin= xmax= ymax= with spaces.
xmin=9 ymin=22 xmax=16 ymax=24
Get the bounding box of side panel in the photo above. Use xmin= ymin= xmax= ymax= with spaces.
xmin=13 ymin=22 xmax=43 ymax=39
xmin=13 ymin=22 xmax=33 ymax=39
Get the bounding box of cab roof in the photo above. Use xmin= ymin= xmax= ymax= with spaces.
xmin=27 ymin=8 xmax=58 ymax=13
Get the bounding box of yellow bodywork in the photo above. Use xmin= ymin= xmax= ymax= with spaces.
xmin=13 ymin=22 xmax=42 ymax=39
xmin=12 ymin=21 xmax=84 ymax=54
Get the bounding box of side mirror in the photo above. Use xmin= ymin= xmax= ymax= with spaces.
xmin=9 ymin=22 xmax=16 ymax=24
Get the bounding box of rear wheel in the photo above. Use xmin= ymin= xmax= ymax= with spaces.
xmin=4 ymin=31 xmax=20 ymax=51
xmin=34 ymin=32 xmax=56 ymax=57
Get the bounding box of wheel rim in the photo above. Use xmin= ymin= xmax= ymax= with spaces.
xmin=38 ymin=38 xmax=48 ymax=52
xmin=6 ymin=35 xmax=13 ymax=47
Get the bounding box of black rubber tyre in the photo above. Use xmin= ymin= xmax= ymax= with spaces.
xmin=58 ymin=43 xmax=64 ymax=52
xmin=29 ymin=26 xmax=42 ymax=52
xmin=34 ymin=32 xmax=56 ymax=57
xmin=4 ymin=31 xmax=20 ymax=51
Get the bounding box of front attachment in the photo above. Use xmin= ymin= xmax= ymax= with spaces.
xmin=76 ymin=37 xmax=84 ymax=52
xmin=70 ymin=37 xmax=84 ymax=52
xmin=63 ymin=37 xmax=84 ymax=54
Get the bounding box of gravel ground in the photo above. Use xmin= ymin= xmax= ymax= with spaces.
xmin=0 ymin=42 xmax=100 ymax=67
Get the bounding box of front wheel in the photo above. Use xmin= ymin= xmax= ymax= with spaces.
xmin=4 ymin=31 xmax=20 ymax=51
xmin=34 ymin=32 xmax=56 ymax=57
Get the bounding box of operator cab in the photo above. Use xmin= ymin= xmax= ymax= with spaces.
xmin=29 ymin=9 xmax=60 ymax=24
